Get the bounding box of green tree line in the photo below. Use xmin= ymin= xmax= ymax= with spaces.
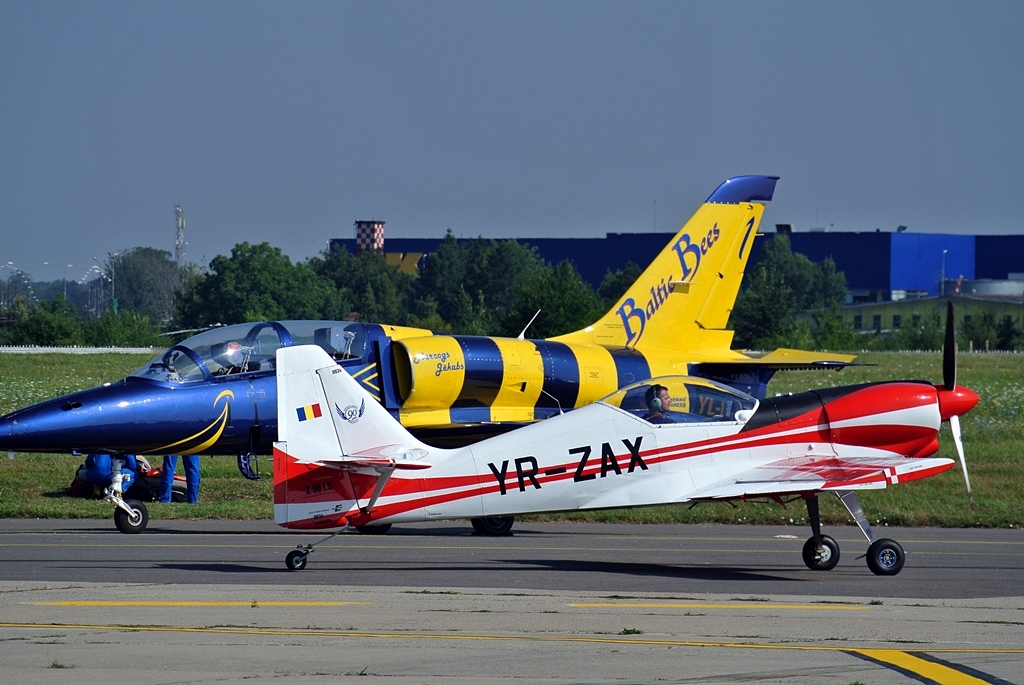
xmin=1 ymin=235 xmax=638 ymax=346
xmin=3 ymin=234 xmax=1020 ymax=351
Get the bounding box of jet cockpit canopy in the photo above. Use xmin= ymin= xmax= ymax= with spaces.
xmin=131 ymin=321 xmax=368 ymax=384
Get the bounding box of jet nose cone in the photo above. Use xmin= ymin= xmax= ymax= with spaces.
xmin=936 ymin=385 xmax=980 ymax=421
xmin=0 ymin=384 xmax=139 ymax=453
xmin=0 ymin=413 xmax=13 ymax=445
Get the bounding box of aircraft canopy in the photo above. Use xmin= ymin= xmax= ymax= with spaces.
xmin=601 ymin=375 xmax=758 ymax=424
xmin=131 ymin=321 xmax=368 ymax=383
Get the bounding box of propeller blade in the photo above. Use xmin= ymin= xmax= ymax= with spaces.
xmin=943 ymin=300 xmax=956 ymax=390
xmin=949 ymin=414 xmax=973 ymax=504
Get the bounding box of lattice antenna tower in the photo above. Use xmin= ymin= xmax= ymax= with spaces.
xmin=175 ymin=204 xmax=186 ymax=268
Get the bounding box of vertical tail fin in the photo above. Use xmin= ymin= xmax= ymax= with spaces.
xmin=276 ymin=345 xmax=429 ymax=463
xmin=552 ymin=175 xmax=778 ymax=354
xmin=274 ymin=345 xmax=432 ymax=528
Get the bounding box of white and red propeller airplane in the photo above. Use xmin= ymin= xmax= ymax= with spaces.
xmin=273 ymin=302 xmax=978 ymax=576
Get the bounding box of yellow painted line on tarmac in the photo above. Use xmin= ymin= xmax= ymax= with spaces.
xmin=24 ymin=601 xmax=370 ymax=607
xmin=573 ymin=602 xmax=866 ymax=611
xmin=851 ymin=649 xmax=995 ymax=684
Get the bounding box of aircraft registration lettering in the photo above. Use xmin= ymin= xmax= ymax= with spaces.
xmin=487 ymin=436 xmax=649 ymax=496
xmin=697 ymin=395 xmax=729 ymax=418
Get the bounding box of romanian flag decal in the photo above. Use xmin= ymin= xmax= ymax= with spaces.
xmin=296 ymin=404 xmax=323 ymax=422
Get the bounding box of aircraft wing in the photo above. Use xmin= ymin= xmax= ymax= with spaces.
xmin=745 ymin=348 xmax=856 ymax=368
xmin=690 ymin=455 xmax=954 ymax=500
xmin=691 ymin=348 xmax=856 ymax=370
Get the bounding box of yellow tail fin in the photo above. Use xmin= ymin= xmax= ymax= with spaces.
xmin=553 ymin=176 xmax=778 ymax=354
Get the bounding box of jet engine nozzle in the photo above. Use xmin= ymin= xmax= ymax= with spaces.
xmin=935 ymin=385 xmax=979 ymax=421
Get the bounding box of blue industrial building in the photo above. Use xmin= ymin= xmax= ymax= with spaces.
xmin=330 ymin=230 xmax=1023 ymax=304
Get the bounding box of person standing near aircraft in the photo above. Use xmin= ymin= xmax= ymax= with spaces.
xmin=642 ymin=384 xmax=674 ymax=423
xmin=159 ymin=455 xmax=200 ymax=504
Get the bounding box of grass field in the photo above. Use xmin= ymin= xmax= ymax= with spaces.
xmin=0 ymin=350 xmax=1021 ymax=527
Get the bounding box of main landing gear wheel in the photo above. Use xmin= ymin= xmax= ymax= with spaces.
xmin=802 ymin=535 xmax=840 ymax=571
xmin=866 ymin=538 xmax=905 ymax=576
xmin=355 ymin=523 xmax=392 ymax=535
xmin=285 ymin=550 xmax=308 ymax=571
xmin=471 ymin=516 xmax=515 ymax=536
xmin=114 ymin=500 xmax=149 ymax=534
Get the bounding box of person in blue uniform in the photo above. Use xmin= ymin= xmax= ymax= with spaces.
xmin=83 ymin=453 xmax=140 ymax=490
xmin=158 ymin=454 xmax=200 ymax=504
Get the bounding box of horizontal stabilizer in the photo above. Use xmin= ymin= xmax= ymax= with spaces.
xmin=318 ymin=449 xmax=432 ymax=471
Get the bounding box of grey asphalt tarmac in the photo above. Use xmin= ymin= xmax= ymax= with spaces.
xmin=2 ymin=519 xmax=1022 ymax=684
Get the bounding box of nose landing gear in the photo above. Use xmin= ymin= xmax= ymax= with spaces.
xmin=105 ymin=457 xmax=149 ymax=534
xmin=113 ymin=499 xmax=149 ymax=534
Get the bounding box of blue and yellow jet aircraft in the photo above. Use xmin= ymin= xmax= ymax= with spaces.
xmin=0 ymin=176 xmax=853 ymax=478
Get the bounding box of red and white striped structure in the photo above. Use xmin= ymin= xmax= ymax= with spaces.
xmin=355 ymin=220 xmax=385 ymax=253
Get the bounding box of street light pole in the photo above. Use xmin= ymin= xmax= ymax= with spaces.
xmin=107 ymin=251 xmax=121 ymax=315
xmin=941 ymin=249 xmax=948 ymax=297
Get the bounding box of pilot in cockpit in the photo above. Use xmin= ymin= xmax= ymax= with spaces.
xmin=642 ymin=384 xmax=675 ymax=424
xmin=210 ymin=341 xmax=252 ymax=374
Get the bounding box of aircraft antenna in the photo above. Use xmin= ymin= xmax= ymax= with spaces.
xmin=517 ymin=309 xmax=541 ymax=340
xmin=522 ymin=378 xmax=563 ymax=415
xmin=175 ymin=205 xmax=186 ymax=269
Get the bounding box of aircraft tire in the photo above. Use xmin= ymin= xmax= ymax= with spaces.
xmin=471 ymin=516 xmax=515 ymax=536
xmin=801 ymin=535 xmax=839 ymax=570
xmin=866 ymin=538 xmax=905 ymax=576
xmin=114 ymin=500 xmax=149 ymax=535
xmin=285 ymin=550 xmax=308 ymax=571
xmin=355 ymin=524 xmax=392 ymax=535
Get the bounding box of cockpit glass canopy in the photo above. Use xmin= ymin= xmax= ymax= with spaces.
xmin=601 ymin=376 xmax=758 ymax=424
xmin=131 ymin=321 xmax=368 ymax=384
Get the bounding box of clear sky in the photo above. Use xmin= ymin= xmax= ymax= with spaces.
xmin=2 ymin=1 xmax=1022 ymax=284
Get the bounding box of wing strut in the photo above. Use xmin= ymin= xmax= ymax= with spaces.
xmin=835 ymin=490 xmax=876 ymax=543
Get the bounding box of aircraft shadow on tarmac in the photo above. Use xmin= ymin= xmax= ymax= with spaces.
xmin=157 ymin=563 xmax=281 ymax=574
xmin=153 ymin=559 xmax=800 ymax=581
xmin=505 ymin=558 xmax=800 ymax=582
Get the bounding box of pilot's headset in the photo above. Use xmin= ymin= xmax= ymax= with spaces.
xmin=645 ymin=384 xmax=667 ymax=412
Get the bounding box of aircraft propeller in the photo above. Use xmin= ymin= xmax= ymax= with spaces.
xmin=941 ymin=300 xmax=973 ymax=504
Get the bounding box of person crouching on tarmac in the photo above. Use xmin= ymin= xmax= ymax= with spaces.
xmin=159 ymin=454 xmax=200 ymax=504
xmin=83 ymin=453 xmax=140 ymax=491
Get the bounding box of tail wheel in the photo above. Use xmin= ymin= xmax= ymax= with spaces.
xmin=285 ymin=550 xmax=308 ymax=571
xmin=355 ymin=523 xmax=392 ymax=535
xmin=114 ymin=500 xmax=149 ymax=534
xmin=471 ymin=516 xmax=514 ymax=536
xmin=802 ymin=535 xmax=840 ymax=570
xmin=867 ymin=538 xmax=905 ymax=576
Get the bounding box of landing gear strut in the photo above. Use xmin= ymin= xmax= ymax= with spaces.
xmin=802 ymin=491 xmax=905 ymax=575
xmin=106 ymin=457 xmax=149 ymax=534
xmin=802 ymin=495 xmax=839 ymax=570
